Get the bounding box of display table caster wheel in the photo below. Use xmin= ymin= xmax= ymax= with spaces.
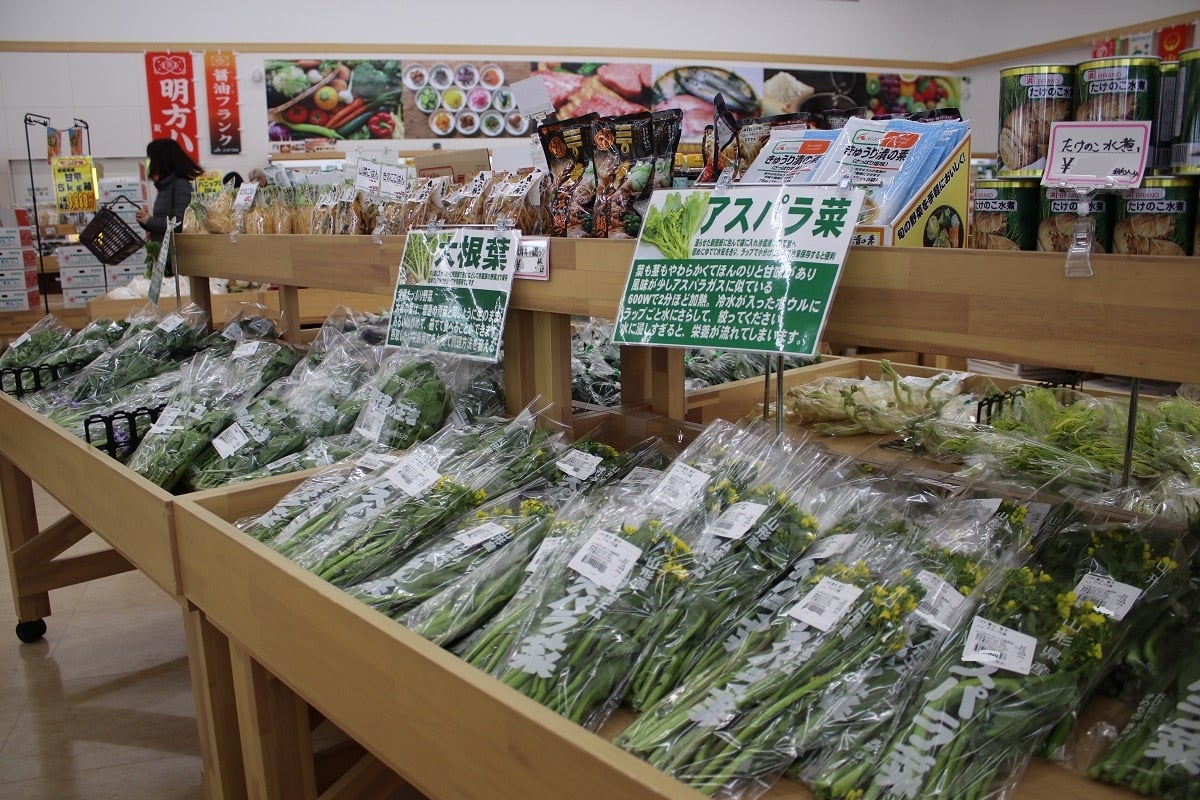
xmin=15 ymin=619 xmax=47 ymax=643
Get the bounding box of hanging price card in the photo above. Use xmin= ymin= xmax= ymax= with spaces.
xmin=51 ymin=157 xmax=98 ymax=213
xmin=1042 ymin=121 xmax=1152 ymax=188
xmin=355 ymin=160 xmax=381 ymax=193
xmin=613 ymin=185 xmax=865 ymax=358
xmin=386 ymin=227 xmax=519 ymax=362
xmin=196 ymin=170 xmax=224 ymax=194
xmin=379 ymin=164 xmax=408 ymax=200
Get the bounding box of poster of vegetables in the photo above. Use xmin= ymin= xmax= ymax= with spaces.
xmin=265 ymin=59 xmax=404 ymax=147
xmin=760 ymin=69 xmax=961 ymax=120
xmin=401 ymin=61 xmax=533 ymax=139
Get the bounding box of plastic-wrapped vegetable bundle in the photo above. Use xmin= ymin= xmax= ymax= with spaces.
xmin=615 ymin=503 xmax=931 ymax=798
xmin=349 ymin=485 xmax=557 ymax=618
xmin=125 ymin=339 xmax=303 ymax=490
xmin=56 ymin=304 xmax=209 ymax=407
xmin=571 ymin=319 xmax=622 ymax=407
xmin=843 ymin=521 xmax=1188 ymax=800
xmin=183 ymin=336 xmax=379 ymax=490
xmin=229 ymin=433 xmax=383 ymax=483
xmin=796 ymin=498 xmax=1042 ymax=796
xmin=354 ymin=436 xmax=660 ymax=622
xmin=624 ymin=445 xmax=855 ymax=712
xmin=3 ymin=317 xmax=128 ymax=395
xmin=277 ymin=412 xmax=564 ymax=588
xmin=45 ymin=362 xmax=191 ymax=451
xmin=0 ymin=314 xmax=74 ymax=370
xmin=475 ymin=421 xmax=780 ymax=728
xmin=1089 ymin=612 xmax=1200 ymax=798
xmin=350 ymin=350 xmax=451 ymax=450
xmin=402 ymin=440 xmax=668 ymax=649
xmin=240 ymin=449 xmax=403 ymax=544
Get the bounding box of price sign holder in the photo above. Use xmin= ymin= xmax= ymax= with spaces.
xmin=148 ymin=217 xmax=180 ymax=308
xmin=228 ymin=184 xmax=259 ymax=244
xmin=1042 ymin=120 xmax=1152 ymax=278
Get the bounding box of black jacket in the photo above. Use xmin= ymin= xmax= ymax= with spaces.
xmin=139 ymin=174 xmax=192 ymax=242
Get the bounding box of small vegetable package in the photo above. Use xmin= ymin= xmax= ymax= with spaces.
xmin=624 ymin=444 xmax=855 ymax=712
xmin=479 ymin=420 xmax=780 ymax=728
xmin=850 ymin=520 xmax=1188 ymax=800
xmin=0 ymin=314 xmax=74 ymax=371
xmin=350 ymin=349 xmax=452 ymax=451
xmin=404 ymin=442 xmax=669 ymax=650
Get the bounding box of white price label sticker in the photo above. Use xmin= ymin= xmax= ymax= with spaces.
xmin=221 ymin=324 xmax=245 ymax=341
xmin=621 ymin=467 xmax=661 ymax=490
xmin=804 ymin=533 xmax=857 ymax=562
xmin=712 ymin=501 xmax=769 ymax=540
xmin=263 ymin=452 xmax=302 ymax=472
xmin=914 ymin=570 xmax=967 ymax=630
xmin=453 ymin=521 xmax=508 ymax=549
xmin=526 ymin=536 xmax=564 ymax=574
xmin=148 ymin=405 xmax=184 ymax=434
xmin=965 ymin=498 xmax=1004 ymax=517
xmin=384 ymin=455 xmax=441 ymax=498
xmin=655 ymin=462 xmax=711 ymax=509
xmin=232 ymin=340 xmax=260 ymax=358
xmin=1073 ymin=573 xmax=1141 ymax=621
xmin=963 ymin=616 xmax=1038 ymax=676
xmin=211 ymin=423 xmax=251 ymax=459
xmin=787 ymin=577 xmax=864 ymax=632
xmin=1024 ymin=502 xmax=1053 ymax=535
xmin=556 ymin=448 xmax=603 ymax=480
xmin=568 ymin=530 xmax=643 ymax=592
xmin=356 ymin=452 xmax=401 ymax=471
xmin=157 ymin=314 xmax=185 ymax=332
xmin=354 ymin=390 xmax=393 ymax=443
xmin=233 ymin=184 xmax=258 ymax=211
xmin=339 ymin=186 xmax=357 ymax=203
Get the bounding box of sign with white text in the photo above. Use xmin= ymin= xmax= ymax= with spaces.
xmin=387 ymin=228 xmax=519 ymax=361
xmin=612 ymin=185 xmax=864 ymax=357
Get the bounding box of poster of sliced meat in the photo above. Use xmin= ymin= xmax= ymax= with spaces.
xmin=402 ymin=60 xmax=533 ymax=139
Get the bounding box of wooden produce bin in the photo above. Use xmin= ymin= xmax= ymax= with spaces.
xmin=0 ymin=391 xmax=178 ymax=627
xmin=175 ymin=472 xmax=1146 ymax=800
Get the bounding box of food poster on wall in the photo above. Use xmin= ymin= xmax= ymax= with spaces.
xmin=533 ymin=63 xmax=959 ymax=139
xmin=265 ymin=59 xmax=404 ymax=150
xmin=612 ymin=184 xmax=865 ymax=358
xmin=402 ymin=61 xmax=533 ymax=139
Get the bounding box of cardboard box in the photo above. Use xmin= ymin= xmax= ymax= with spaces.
xmin=0 ymin=248 xmax=37 ymax=269
xmin=56 ymin=244 xmax=102 ymax=268
xmin=105 ymin=262 xmax=144 ymax=287
xmin=0 ymin=227 xmax=35 ymax=249
xmin=0 ymin=288 xmax=41 ymax=312
xmin=413 ymin=148 xmax=492 ymax=183
xmin=850 ymin=133 xmax=972 ymax=249
xmin=0 ymin=268 xmax=38 ymax=292
xmin=0 ymin=207 xmax=32 ymax=228
xmin=62 ymin=285 xmax=108 ymax=309
xmin=59 ymin=264 xmax=107 ymax=289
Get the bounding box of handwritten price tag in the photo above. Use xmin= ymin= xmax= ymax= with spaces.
xmin=1042 ymin=121 xmax=1152 ymax=188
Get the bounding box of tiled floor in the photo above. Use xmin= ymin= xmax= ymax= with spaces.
xmin=0 ymin=485 xmax=204 ymax=799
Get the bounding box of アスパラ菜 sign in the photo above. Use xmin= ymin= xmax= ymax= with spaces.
xmin=613 ymin=185 xmax=864 ymax=357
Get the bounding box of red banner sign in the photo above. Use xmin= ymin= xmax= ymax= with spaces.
xmin=204 ymin=51 xmax=242 ymax=155
xmin=145 ymin=51 xmax=200 ymax=161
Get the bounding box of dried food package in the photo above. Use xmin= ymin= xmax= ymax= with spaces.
xmin=309 ymin=189 xmax=337 ymax=235
xmin=201 ymin=186 xmax=237 ymax=234
xmin=444 ymin=171 xmax=495 ymax=226
xmin=592 ymin=113 xmax=655 ymax=239
xmin=651 ymin=109 xmax=683 ymax=190
xmin=735 ymin=111 xmax=812 ymax=180
xmin=290 ymin=184 xmax=320 ymax=235
xmin=484 ymin=169 xmax=545 ymax=233
xmin=538 ymin=113 xmax=599 ymax=237
xmin=333 ymin=185 xmax=362 ymax=235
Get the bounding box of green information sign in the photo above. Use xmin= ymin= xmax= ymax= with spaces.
xmin=613 ymin=186 xmax=864 ymax=357
xmin=387 ymin=228 xmax=519 ymax=362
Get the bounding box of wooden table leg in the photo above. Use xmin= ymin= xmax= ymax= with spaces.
xmin=504 ymin=309 xmax=572 ymax=426
xmin=229 ymin=640 xmax=317 ymax=800
xmin=1 ymin=452 xmax=51 ymax=627
xmin=184 ymin=606 xmax=248 ymax=800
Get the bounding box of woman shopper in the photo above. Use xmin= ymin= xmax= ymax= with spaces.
xmin=135 ymin=137 xmax=202 ymax=242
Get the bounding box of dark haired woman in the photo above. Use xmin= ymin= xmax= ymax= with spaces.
xmin=135 ymin=137 xmax=203 ymax=242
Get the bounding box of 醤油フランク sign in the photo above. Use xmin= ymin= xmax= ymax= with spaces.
xmin=387 ymin=228 xmax=519 ymax=362
xmin=612 ymin=185 xmax=864 ymax=357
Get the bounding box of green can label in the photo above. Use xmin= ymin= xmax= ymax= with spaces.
xmin=972 ymin=180 xmax=1039 ymax=250
xmin=1113 ymin=179 xmax=1194 ymax=256
xmin=1173 ymin=50 xmax=1200 ymax=173
xmin=997 ymin=66 xmax=1073 ymax=175
xmin=1038 ymin=186 xmax=1112 ymax=253
xmin=1074 ymin=58 xmax=1160 ymax=123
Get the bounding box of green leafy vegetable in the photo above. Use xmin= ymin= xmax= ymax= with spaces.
xmin=639 ymin=191 xmax=710 ymax=260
